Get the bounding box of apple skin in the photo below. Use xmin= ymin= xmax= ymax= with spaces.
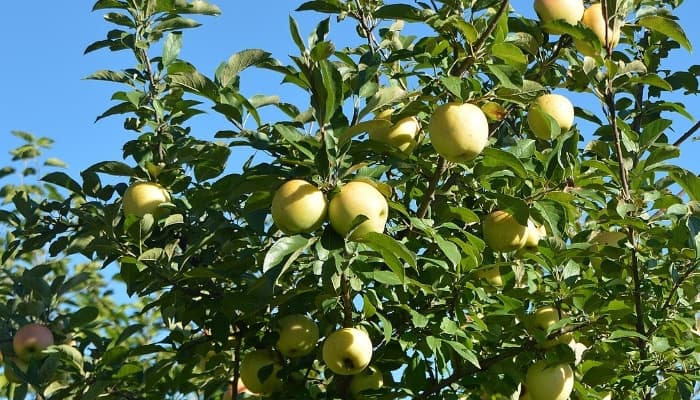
xmin=328 ymin=181 xmax=388 ymax=241
xmin=527 ymin=94 xmax=575 ymax=140
xmin=3 ymin=357 xmax=28 ymax=384
xmin=475 ymin=266 xmax=503 ymax=287
xmin=322 ymin=328 xmax=373 ymax=375
xmin=532 ymin=306 xmax=573 ymax=349
xmin=525 ymin=361 xmax=574 ymax=400
xmin=13 ymin=324 xmax=54 ymax=361
xmin=369 ymin=110 xmax=420 ymax=152
xmin=574 ymin=3 xmax=620 ymax=56
xmin=122 ymin=181 xmax=171 ymax=218
xmin=239 ymin=349 xmax=283 ymax=395
xmin=534 ymin=0 xmax=584 ymax=33
xmin=276 ymin=314 xmax=319 ymax=358
xmin=349 ymin=365 xmax=384 ymax=398
xmin=222 ymin=380 xmax=250 ymax=400
xmin=523 ymin=220 xmax=546 ymax=250
xmin=483 ymin=211 xmax=528 ymax=252
xmin=271 ymin=179 xmax=328 ymax=234
xmin=429 ymin=102 xmax=489 ymax=163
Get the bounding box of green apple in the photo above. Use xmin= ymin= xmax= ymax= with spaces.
xmin=483 ymin=210 xmax=528 ymax=252
xmin=13 ymin=324 xmax=54 ymax=361
xmin=429 ymin=102 xmax=489 ymax=163
xmin=271 ymin=179 xmax=328 ymax=234
xmin=328 ymin=181 xmax=388 ymax=241
xmin=532 ymin=306 xmax=573 ymax=349
xmin=525 ymin=361 xmax=574 ymax=400
xmin=574 ymin=3 xmax=621 ymax=56
xmin=349 ymin=365 xmax=384 ymax=398
xmin=239 ymin=349 xmax=282 ymax=395
xmin=527 ymin=94 xmax=575 ymax=140
xmin=475 ymin=266 xmax=503 ymax=287
xmin=369 ymin=109 xmax=420 ymax=152
xmin=322 ymin=327 xmax=373 ymax=375
xmin=276 ymin=314 xmax=319 ymax=358
xmin=534 ymin=0 xmax=584 ymax=33
xmin=590 ymin=231 xmax=626 ymax=247
xmin=3 ymin=357 xmax=28 ymax=384
xmin=122 ymin=181 xmax=171 ymax=218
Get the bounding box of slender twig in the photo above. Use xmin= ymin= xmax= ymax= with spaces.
xmin=232 ymin=336 xmax=242 ymax=400
xmin=416 ymin=157 xmax=448 ymax=219
xmin=646 ymin=262 xmax=698 ymax=337
xmin=340 ymin=272 xmax=353 ymax=328
xmin=673 ymin=120 xmax=700 ymax=147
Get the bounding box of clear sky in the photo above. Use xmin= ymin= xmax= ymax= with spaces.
xmin=0 ymin=1 xmax=698 ymax=181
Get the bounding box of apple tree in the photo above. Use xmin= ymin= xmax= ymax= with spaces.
xmin=1 ymin=0 xmax=699 ymax=399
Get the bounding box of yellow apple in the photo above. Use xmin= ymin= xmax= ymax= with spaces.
xmin=523 ymin=220 xmax=546 ymax=250
xmin=3 ymin=358 xmax=28 ymax=384
xmin=602 ymin=392 xmax=612 ymax=400
xmin=531 ymin=306 xmax=573 ymax=348
xmin=574 ymin=3 xmax=621 ymax=56
xmin=525 ymin=361 xmax=574 ymax=400
xmin=527 ymin=94 xmax=575 ymax=140
xmin=276 ymin=314 xmax=319 ymax=358
xmin=349 ymin=365 xmax=384 ymax=398
xmin=483 ymin=210 xmax=528 ymax=252
xmin=322 ymin=327 xmax=373 ymax=375
xmin=534 ymin=0 xmax=584 ymax=33
xmin=328 ymin=181 xmax=388 ymax=241
xmin=271 ymin=179 xmax=328 ymax=234
xmin=475 ymin=266 xmax=503 ymax=287
xmin=590 ymin=231 xmax=626 ymax=247
xmin=122 ymin=181 xmax=171 ymax=218
xmin=428 ymin=102 xmax=489 ymax=163
xmin=368 ymin=109 xmax=420 ymax=152
xmin=239 ymin=349 xmax=282 ymax=395
xmin=13 ymin=324 xmax=54 ymax=361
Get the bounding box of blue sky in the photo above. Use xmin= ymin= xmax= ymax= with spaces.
xmin=0 ymin=1 xmax=697 ymax=180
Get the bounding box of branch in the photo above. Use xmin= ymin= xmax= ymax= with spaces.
xmin=673 ymin=120 xmax=700 ymax=147
xmin=416 ymin=157 xmax=448 ymax=219
xmin=646 ymin=262 xmax=699 ymax=337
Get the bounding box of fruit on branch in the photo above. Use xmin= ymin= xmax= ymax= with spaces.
xmin=349 ymin=365 xmax=384 ymax=398
xmin=322 ymin=327 xmax=373 ymax=375
xmin=239 ymin=349 xmax=283 ymax=395
xmin=328 ymin=181 xmax=388 ymax=241
xmin=523 ymin=220 xmax=546 ymax=250
xmin=534 ymin=0 xmax=584 ymax=33
xmin=483 ymin=210 xmax=528 ymax=252
xmin=13 ymin=324 xmax=54 ymax=361
xmin=368 ymin=109 xmax=420 ymax=152
xmin=475 ymin=266 xmax=503 ymax=287
xmin=428 ymin=102 xmax=489 ymax=163
xmin=531 ymin=306 xmax=574 ymax=348
xmin=527 ymin=94 xmax=575 ymax=140
xmin=271 ymin=179 xmax=328 ymax=234
xmin=275 ymin=314 xmax=319 ymax=358
xmin=525 ymin=361 xmax=574 ymax=400
xmin=574 ymin=3 xmax=621 ymax=56
xmin=122 ymin=181 xmax=171 ymax=218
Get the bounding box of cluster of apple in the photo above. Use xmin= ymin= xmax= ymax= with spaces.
xmin=3 ymin=323 xmax=55 ymax=384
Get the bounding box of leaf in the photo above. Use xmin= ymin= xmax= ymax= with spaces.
xmin=85 ymin=161 xmax=134 ymax=176
xmin=263 ymin=236 xmax=310 ymax=272
xmin=609 ymin=329 xmax=647 ymax=341
xmin=358 ymin=86 xmax=406 ymax=120
xmin=638 ymin=16 xmax=692 ymax=52
xmin=216 ymin=49 xmax=271 ymax=87
xmin=444 ymin=340 xmax=480 ymax=368
xmin=363 ymin=232 xmax=417 ymax=284
xmin=435 ymin=236 xmax=461 ymax=269
xmin=41 ymin=172 xmax=82 ymax=194
xmin=68 ymin=306 xmax=99 ymax=327
xmin=296 ymin=1 xmax=345 ymax=13
xmin=687 ymin=215 xmax=700 ymax=261
xmin=374 ymin=4 xmax=426 ymax=22
xmin=170 ymin=71 xmax=218 ymax=100
xmin=670 ymin=169 xmax=700 ymax=201
xmin=481 ymin=147 xmax=528 ymax=178
xmin=162 ymin=32 xmax=182 ymax=66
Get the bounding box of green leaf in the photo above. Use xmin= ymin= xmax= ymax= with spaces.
xmin=435 ymin=236 xmax=461 ymax=269
xmin=638 ymin=16 xmax=692 ymax=52
xmin=686 ymin=215 xmax=700 ymax=261
xmin=444 ymin=340 xmax=480 ymax=368
xmin=374 ymin=4 xmax=426 ymax=22
xmin=670 ymin=169 xmax=700 ymax=201
xmin=491 ymin=42 xmax=527 ymax=69
xmin=216 ymin=49 xmax=271 ymax=87
xmin=170 ymin=71 xmax=218 ymax=100
xmin=162 ymin=32 xmax=182 ymax=66
xmin=41 ymin=172 xmax=82 ymax=194
xmin=358 ymin=86 xmax=406 ymax=120
xmin=68 ymin=306 xmax=99 ymax=327
xmin=263 ymin=236 xmax=310 ymax=272
xmin=296 ymin=1 xmax=344 ymax=14
xmin=609 ymin=329 xmax=647 ymax=341
xmin=481 ymin=147 xmax=528 ymax=178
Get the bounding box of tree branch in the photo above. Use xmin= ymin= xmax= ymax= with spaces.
xmin=416 ymin=157 xmax=448 ymax=219
xmin=673 ymin=120 xmax=700 ymax=147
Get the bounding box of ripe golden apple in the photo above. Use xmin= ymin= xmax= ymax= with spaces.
xmin=428 ymin=102 xmax=489 ymax=163
xmin=3 ymin=357 xmax=28 ymax=383
xmin=525 ymin=361 xmax=574 ymax=400
xmin=532 ymin=306 xmax=573 ymax=348
xmin=574 ymin=3 xmax=621 ymax=56
xmin=483 ymin=210 xmax=528 ymax=252
xmin=475 ymin=266 xmax=503 ymax=287
xmin=527 ymin=94 xmax=575 ymax=140
xmin=523 ymin=220 xmax=546 ymax=250
xmin=271 ymin=179 xmax=328 ymax=234
xmin=534 ymin=0 xmax=584 ymax=33
xmin=322 ymin=327 xmax=373 ymax=375
xmin=275 ymin=314 xmax=319 ymax=358
xmin=13 ymin=324 xmax=54 ymax=361
xmin=328 ymin=181 xmax=388 ymax=241
xmin=122 ymin=181 xmax=171 ymax=218
xmin=368 ymin=109 xmax=420 ymax=152
xmin=239 ymin=349 xmax=282 ymax=395
xmin=349 ymin=365 xmax=384 ymax=398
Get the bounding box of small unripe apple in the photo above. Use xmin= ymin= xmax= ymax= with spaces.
xmin=525 ymin=361 xmax=574 ymax=400
xmin=322 ymin=327 xmax=373 ymax=375
xmin=475 ymin=266 xmax=503 ymax=287
xmin=534 ymin=0 xmax=584 ymax=33
xmin=429 ymin=102 xmax=489 ymax=163
xmin=369 ymin=109 xmax=420 ymax=152
xmin=328 ymin=181 xmax=388 ymax=241
xmin=122 ymin=181 xmax=171 ymax=218
xmin=349 ymin=365 xmax=384 ymax=398
xmin=13 ymin=324 xmax=54 ymax=361
xmin=483 ymin=211 xmax=528 ymax=252
xmin=527 ymin=94 xmax=575 ymax=140
xmin=271 ymin=179 xmax=328 ymax=234
xmin=239 ymin=349 xmax=282 ymax=395
xmin=275 ymin=314 xmax=319 ymax=358
xmin=574 ymin=3 xmax=621 ymax=56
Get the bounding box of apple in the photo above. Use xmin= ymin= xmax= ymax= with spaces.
xmin=239 ymin=349 xmax=282 ymax=395
xmin=322 ymin=327 xmax=373 ymax=375
xmin=590 ymin=231 xmax=626 ymax=247
xmin=525 ymin=361 xmax=574 ymax=400
xmin=271 ymin=179 xmax=328 ymax=234
xmin=222 ymin=380 xmax=250 ymax=400
xmin=13 ymin=324 xmax=54 ymax=361
xmin=574 ymin=3 xmax=621 ymax=56
xmin=475 ymin=266 xmax=503 ymax=287
xmin=328 ymin=181 xmax=388 ymax=241
xmin=520 ymin=393 xmax=532 ymax=400
xmin=368 ymin=109 xmax=420 ymax=152
xmin=527 ymin=94 xmax=575 ymax=140
xmin=276 ymin=314 xmax=319 ymax=358
xmin=349 ymin=365 xmax=384 ymax=398
xmin=532 ymin=306 xmax=573 ymax=348
xmin=534 ymin=0 xmax=584 ymax=33
xmin=3 ymin=357 xmax=28 ymax=384
xmin=428 ymin=102 xmax=489 ymax=163
xmin=602 ymin=392 xmax=612 ymax=400
xmin=122 ymin=181 xmax=171 ymax=218
xmin=523 ymin=220 xmax=546 ymax=250
xmin=483 ymin=210 xmax=528 ymax=252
